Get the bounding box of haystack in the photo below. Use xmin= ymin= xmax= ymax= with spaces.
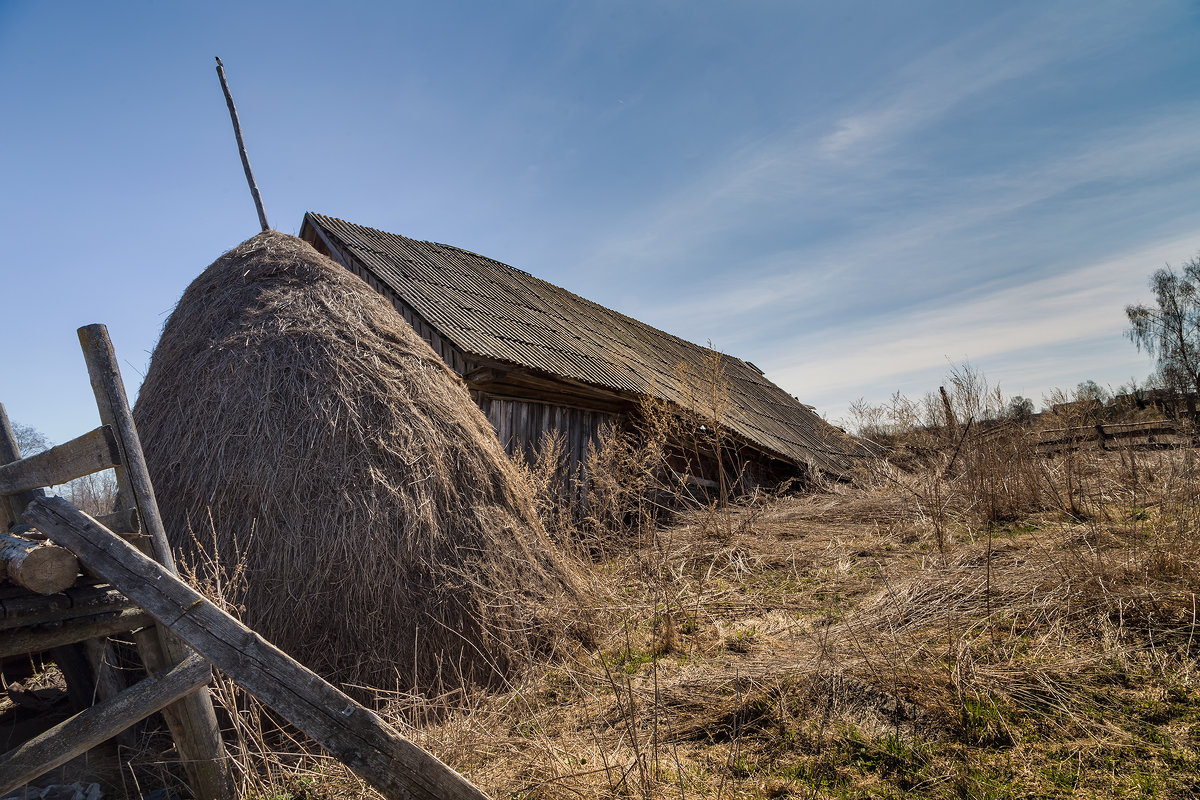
xmin=134 ymin=231 xmax=591 ymax=691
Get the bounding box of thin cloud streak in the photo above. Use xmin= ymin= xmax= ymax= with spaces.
xmin=580 ymin=4 xmax=1178 ymax=286
xmin=817 ymin=4 xmax=1138 ymax=160
xmin=765 ymin=233 xmax=1200 ymax=419
xmin=622 ymin=104 xmax=1200 ymax=338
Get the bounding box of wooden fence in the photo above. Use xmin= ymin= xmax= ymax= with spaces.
xmin=1036 ymin=420 xmax=1191 ymax=454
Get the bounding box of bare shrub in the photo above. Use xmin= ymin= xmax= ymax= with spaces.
xmin=845 ymin=363 xmax=1047 ymax=544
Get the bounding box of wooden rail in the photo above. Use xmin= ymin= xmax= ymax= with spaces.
xmin=0 ymin=653 xmax=212 ymax=789
xmin=0 ymin=426 xmax=120 ymax=495
xmin=0 ymin=584 xmax=132 ymax=630
xmin=1037 ymin=420 xmax=1190 ymax=453
xmin=0 ymin=609 xmax=155 ymax=660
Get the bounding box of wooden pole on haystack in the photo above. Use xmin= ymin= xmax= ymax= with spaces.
xmin=215 ymin=56 xmax=270 ymax=231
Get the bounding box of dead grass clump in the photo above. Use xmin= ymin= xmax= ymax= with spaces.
xmin=134 ymin=231 xmax=593 ymax=693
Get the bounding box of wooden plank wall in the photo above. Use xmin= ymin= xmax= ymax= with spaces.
xmin=477 ymin=395 xmax=614 ymax=478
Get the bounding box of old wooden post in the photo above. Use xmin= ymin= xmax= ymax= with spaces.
xmin=76 ymin=324 xmax=234 ymax=800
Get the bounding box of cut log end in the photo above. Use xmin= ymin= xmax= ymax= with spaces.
xmin=1 ymin=533 xmax=79 ymax=594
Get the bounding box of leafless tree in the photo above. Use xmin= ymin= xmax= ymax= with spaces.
xmin=1126 ymin=254 xmax=1200 ymax=421
xmin=11 ymin=420 xmax=50 ymax=455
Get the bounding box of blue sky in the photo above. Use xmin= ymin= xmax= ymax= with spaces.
xmin=3 ymin=1 xmax=1199 ymax=446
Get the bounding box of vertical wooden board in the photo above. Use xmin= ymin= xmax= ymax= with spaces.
xmin=534 ymin=402 xmax=545 ymax=458
xmin=580 ymin=412 xmax=590 ymax=470
xmin=575 ymin=410 xmax=587 ymax=471
xmin=493 ymin=400 xmax=504 ymax=450
xmin=517 ymin=403 xmax=530 ymax=456
xmin=554 ymin=406 xmax=567 ymax=470
xmin=516 ymin=402 xmax=529 ymax=460
xmin=552 ymin=405 xmax=564 ymax=438
xmin=580 ymin=411 xmax=592 ymax=474
xmin=497 ymin=401 xmax=511 ymax=451
xmin=510 ymin=401 xmax=520 ymax=448
xmin=513 ymin=402 xmax=521 ymax=448
xmin=531 ymin=401 xmax=539 ymax=444
xmin=564 ymin=408 xmax=578 ymax=474
xmin=490 ymin=400 xmax=504 ymax=448
xmin=560 ymin=408 xmax=571 ymax=468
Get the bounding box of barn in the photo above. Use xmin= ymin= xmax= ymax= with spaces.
xmin=299 ymin=213 xmax=873 ymax=491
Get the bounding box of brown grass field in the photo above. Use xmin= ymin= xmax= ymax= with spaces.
xmin=189 ymin=382 xmax=1200 ymax=800
xmin=17 ymin=373 xmax=1200 ymax=799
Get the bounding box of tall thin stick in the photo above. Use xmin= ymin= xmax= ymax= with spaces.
xmin=215 ymin=57 xmax=270 ymax=232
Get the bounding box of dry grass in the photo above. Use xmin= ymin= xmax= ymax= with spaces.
xmin=133 ymin=231 xmax=594 ymax=693
xmin=417 ymin=444 xmax=1200 ymax=800
xmin=152 ymin=401 xmax=1200 ymax=800
xmin=108 ymin=340 xmax=1200 ymax=798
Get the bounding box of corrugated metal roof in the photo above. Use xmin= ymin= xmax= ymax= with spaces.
xmin=305 ymin=213 xmax=874 ymax=475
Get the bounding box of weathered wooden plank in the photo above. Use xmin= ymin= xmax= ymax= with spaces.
xmin=497 ymin=400 xmax=512 ymax=450
xmin=0 ymin=426 xmax=119 ymax=496
xmin=95 ymin=506 xmax=139 ymax=536
xmin=25 ymin=496 xmax=492 ymax=800
xmin=517 ymin=402 xmax=530 ymax=452
xmin=0 ymin=608 xmax=155 ymax=659
xmin=78 ymin=323 xmax=233 ymax=800
xmin=0 ymin=584 xmax=131 ymax=630
xmin=0 ymin=653 xmax=211 ymax=794
xmin=0 ymin=531 xmax=79 ymax=594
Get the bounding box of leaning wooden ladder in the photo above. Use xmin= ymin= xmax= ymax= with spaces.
xmin=0 ymin=324 xmax=491 ymax=800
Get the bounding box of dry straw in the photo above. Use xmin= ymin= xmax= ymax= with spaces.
xmin=134 ymin=231 xmax=592 ymax=693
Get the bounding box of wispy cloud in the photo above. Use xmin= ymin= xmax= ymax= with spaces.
xmin=578 ymin=3 xmax=1159 ymax=282
xmin=621 ymin=104 xmax=1200 ymax=339
xmin=817 ymin=5 xmax=1135 ymax=161
xmin=766 ymin=233 xmax=1200 ymax=420
xmin=570 ymin=7 xmax=1200 ymax=421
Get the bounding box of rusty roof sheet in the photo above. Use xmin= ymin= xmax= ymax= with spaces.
xmin=305 ymin=213 xmax=873 ymax=475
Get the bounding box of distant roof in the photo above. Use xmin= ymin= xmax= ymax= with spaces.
xmin=303 ymin=213 xmax=873 ymax=475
